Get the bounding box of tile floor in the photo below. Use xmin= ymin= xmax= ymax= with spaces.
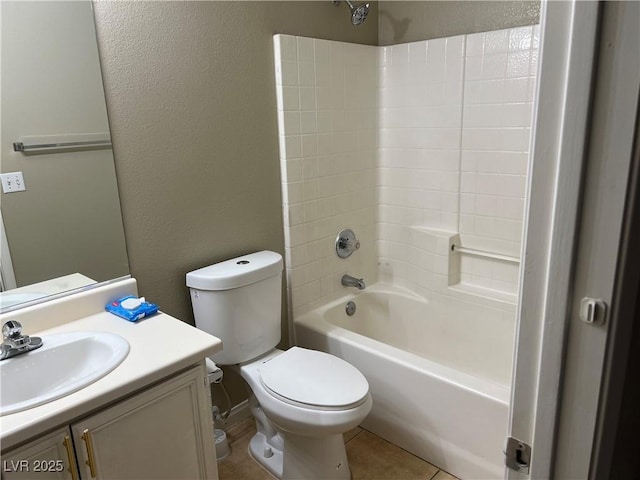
xmin=217 ymin=418 xmax=459 ymax=480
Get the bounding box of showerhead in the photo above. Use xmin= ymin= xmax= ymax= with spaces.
xmin=333 ymin=0 xmax=370 ymax=26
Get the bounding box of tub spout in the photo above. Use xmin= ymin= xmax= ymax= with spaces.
xmin=341 ymin=274 xmax=366 ymax=290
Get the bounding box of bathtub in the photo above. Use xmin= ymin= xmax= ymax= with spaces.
xmin=294 ymin=283 xmax=514 ymax=479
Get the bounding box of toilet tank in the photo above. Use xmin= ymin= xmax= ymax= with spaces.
xmin=186 ymin=251 xmax=283 ymax=365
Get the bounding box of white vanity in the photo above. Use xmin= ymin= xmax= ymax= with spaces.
xmin=0 ymin=278 xmax=222 ymax=480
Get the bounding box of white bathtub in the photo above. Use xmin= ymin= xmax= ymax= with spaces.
xmin=294 ymin=283 xmax=514 ymax=479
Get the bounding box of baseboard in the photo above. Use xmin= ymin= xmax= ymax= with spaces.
xmin=225 ymin=399 xmax=251 ymax=427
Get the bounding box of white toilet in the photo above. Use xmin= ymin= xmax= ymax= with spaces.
xmin=186 ymin=251 xmax=372 ymax=480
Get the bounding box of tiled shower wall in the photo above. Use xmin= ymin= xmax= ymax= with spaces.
xmin=459 ymin=27 xmax=539 ymax=294
xmin=275 ymin=25 xmax=538 ymax=317
xmin=274 ymin=35 xmax=378 ymax=318
xmin=377 ymin=35 xmax=465 ymax=293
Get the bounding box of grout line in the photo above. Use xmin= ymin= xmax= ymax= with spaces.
xmin=455 ymin=36 xmax=468 ymax=239
xmin=345 ymin=429 xmax=363 ymax=444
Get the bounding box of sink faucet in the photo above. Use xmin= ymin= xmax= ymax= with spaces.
xmin=341 ymin=274 xmax=366 ymax=290
xmin=0 ymin=321 xmax=43 ymax=360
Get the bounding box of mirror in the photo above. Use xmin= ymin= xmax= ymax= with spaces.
xmin=0 ymin=1 xmax=129 ymax=312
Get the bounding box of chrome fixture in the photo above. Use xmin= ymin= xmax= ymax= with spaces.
xmin=336 ymin=228 xmax=360 ymax=258
xmin=341 ymin=274 xmax=366 ymax=290
xmin=345 ymin=301 xmax=356 ymax=316
xmin=0 ymin=320 xmax=43 ymax=360
xmin=333 ymin=0 xmax=370 ymax=26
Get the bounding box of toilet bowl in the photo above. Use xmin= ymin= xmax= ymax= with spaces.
xmin=240 ymin=347 xmax=371 ymax=435
xmin=236 ymin=347 xmax=372 ymax=479
xmin=186 ymin=251 xmax=372 ymax=479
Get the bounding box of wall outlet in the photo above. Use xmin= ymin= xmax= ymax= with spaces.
xmin=1 ymin=172 xmax=26 ymax=193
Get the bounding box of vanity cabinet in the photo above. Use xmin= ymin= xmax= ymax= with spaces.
xmin=2 ymin=427 xmax=78 ymax=480
xmin=3 ymin=366 xmax=217 ymax=480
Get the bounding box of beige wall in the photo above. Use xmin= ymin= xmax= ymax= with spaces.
xmin=92 ymin=1 xmax=377 ymax=405
xmin=379 ymin=1 xmax=540 ymax=45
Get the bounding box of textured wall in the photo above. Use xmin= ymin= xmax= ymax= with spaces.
xmin=92 ymin=1 xmax=377 ymax=405
xmin=378 ymin=1 xmax=540 ymax=45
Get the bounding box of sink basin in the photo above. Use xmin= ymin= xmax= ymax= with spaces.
xmin=0 ymin=331 xmax=129 ymax=416
xmin=0 ymin=292 xmax=48 ymax=310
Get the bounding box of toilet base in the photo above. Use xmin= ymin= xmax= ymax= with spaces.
xmin=248 ymin=430 xmax=351 ymax=480
xmin=248 ymin=431 xmax=284 ymax=478
xmin=282 ymin=432 xmax=351 ymax=480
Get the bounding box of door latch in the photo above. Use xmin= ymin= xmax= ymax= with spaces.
xmin=505 ymin=436 xmax=531 ymax=474
xmin=579 ymin=297 xmax=607 ymax=325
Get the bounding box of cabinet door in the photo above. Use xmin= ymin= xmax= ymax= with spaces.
xmin=2 ymin=427 xmax=79 ymax=480
xmin=71 ymin=366 xmax=217 ymax=480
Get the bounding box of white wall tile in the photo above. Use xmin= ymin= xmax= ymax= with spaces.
xmin=391 ymin=43 xmax=409 ymax=64
xmin=484 ymin=30 xmax=509 ymax=54
xmin=278 ymin=35 xmax=298 ymax=62
xmin=278 ymin=86 xmax=300 ymax=111
xmin=299 ymin=111 xmax=317 ymax=134
xmin=427 ymin=38 xmax=446 ymax=69
xmin=298 ymin=61 xmax=315 ymax=86
xmin=297 ymin=37 xmax=314 ymax=62
xmin=299 ymin=87 xmax=316 ymax=111
xmin=281 ymin=135 xmax=301 ymax=159
xmin=507 ymin=50 xmax=532 ymax=78
xmin=446 ymin=35 xmax=466 ymax=59
xmin=458 ymin=25 xmax=537 ymax=293
xmin=276 ymin=36 xmax=379 ymax=315
xmin=279 ymin=61 xmax=299 ymax=86
xmin=277 ymin=26 xmax=538 ymax=314
xmin=408 ymin=41 xmax=427 ymax=64
xmin=466 ymin=32 xmax=485 ymax=57
xmin=300 ymin=135 xmax=317 ymax=158
xmin=509 ymin=26 xmax=533 ymax=51
xmin=314 ymin=39 xmax=329 ymax=64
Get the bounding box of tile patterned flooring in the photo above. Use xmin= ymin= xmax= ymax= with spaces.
xmin=217 ymin=418 xmax=459 ymax=480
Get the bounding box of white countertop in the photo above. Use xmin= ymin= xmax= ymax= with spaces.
xmin=0 ymin=280 xmax=222 ymax=451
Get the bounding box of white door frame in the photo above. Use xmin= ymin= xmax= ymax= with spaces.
xmin=508 ymin=1 xmax=601 ymax=478
xmin=553 ymin=1 xmax=640 ymax=478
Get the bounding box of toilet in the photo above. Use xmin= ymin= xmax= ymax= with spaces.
xmin=186 ymin=251 xmax=372 ymax=480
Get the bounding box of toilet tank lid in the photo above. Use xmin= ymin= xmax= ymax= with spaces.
xmin=186 ymin=251 xmax=283 ymax=291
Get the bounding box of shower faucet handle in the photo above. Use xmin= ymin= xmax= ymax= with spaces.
xmin=336 ymin=228 xmax=360 ymax=258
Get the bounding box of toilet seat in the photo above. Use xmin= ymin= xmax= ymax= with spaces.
xmin=259 ymin=347 xmax=369 ymax=410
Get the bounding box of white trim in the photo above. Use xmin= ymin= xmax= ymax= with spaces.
xmin=508 ymin=1 xmax=601 ymax=478
xmin=224 ymin=399 xmax=251 ymax=428
xmin=555 ymin=1 xmax=640 ymax=477
xmin=0 ymin=211 xmax=17 ymax=291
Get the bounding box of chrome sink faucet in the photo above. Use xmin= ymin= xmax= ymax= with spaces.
xmin=341 ymin=274 xmax=366 ymax=290
xmin=0 ymin=321 xmax=43 ymax=360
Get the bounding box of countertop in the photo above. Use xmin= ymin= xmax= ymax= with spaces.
xmin=0 ymin=283 xmax=222 ymax=451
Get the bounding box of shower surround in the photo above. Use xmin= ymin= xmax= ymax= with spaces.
xmin=274 ymin=26 xmax=538 ymax=478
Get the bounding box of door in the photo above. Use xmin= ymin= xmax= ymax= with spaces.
xmin=71 ymin=367 xmax=217 ymax=480
xmin=507 ymin=1 xmax=640 ymax=478
xmin=2 ymin=427 xmax=78 ymax=480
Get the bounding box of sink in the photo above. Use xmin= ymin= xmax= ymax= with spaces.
xmin=0 ymin=331 xmax=129 ymax=416
xmin=0 ymin=292 xmax=48 ymax=310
